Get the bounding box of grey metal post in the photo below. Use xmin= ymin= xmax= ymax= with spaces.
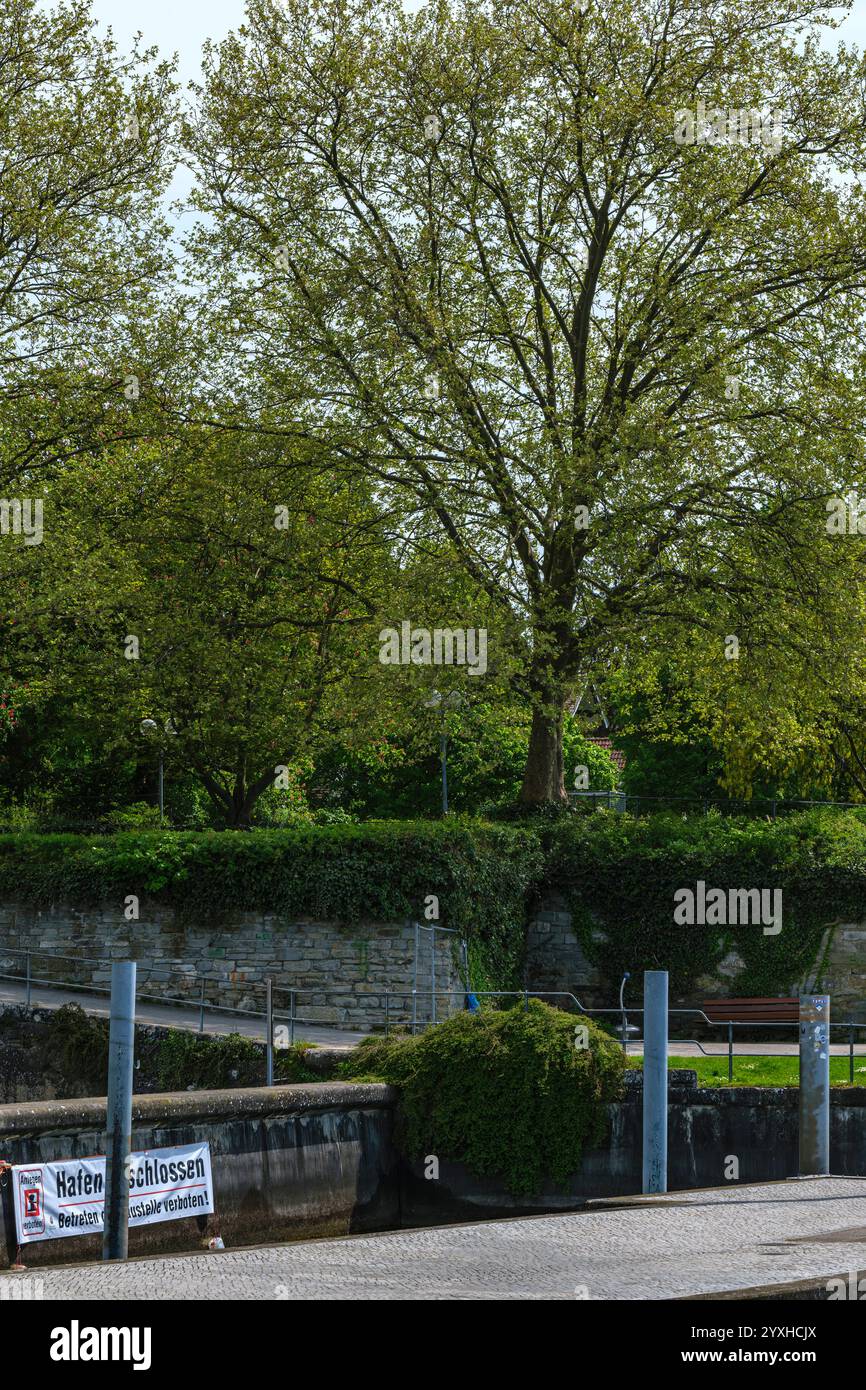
xmin=199 ymin=978 xmax=205 ymax=1033
xmin=799 ymin=994 xmax=830 ymax=1175
xmin=102 ymin=961 xmax=136 ymax=1261
xmin=431 ymin=925 xmax=436 ymax=1025
xmin=25 ymin=951 xmax=31 ymax=1009
xmin=412 ymin=922 xmax=418 ymax=1035
xmin=642 ymin=970 xmax=668 ymax=1194
xmin=266 ymin=977 xmax=274 ymax=1086
xmin=618 ymin=971 xmax=629 ymax=1055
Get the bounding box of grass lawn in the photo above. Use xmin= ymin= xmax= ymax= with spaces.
xmin=626 ymin=1056 xmax=866 ymax=1087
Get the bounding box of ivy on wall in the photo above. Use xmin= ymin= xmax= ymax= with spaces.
xmin=0 ymin=822 xmax=543 ymax=990
xmin=543 ymin=809 xmax=866 ymax=997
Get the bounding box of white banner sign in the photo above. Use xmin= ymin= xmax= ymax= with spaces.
xmin=12 ymin=1143 xmax=214 ymax=1245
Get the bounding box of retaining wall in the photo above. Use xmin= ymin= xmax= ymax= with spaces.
xmin=3 ymin=1076 xmax=866 ymax=1266
xmin=0 ymin=1083 xmax=398 ymax=1266
xmin=0 ymin=903 xmax=460 ymax=1031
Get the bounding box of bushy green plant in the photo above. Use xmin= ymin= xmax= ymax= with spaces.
xmin=340 ymin=1000 xmax=626 ymax=1195
xmin=43 ymin=1004 xmax=110 ymax=1095
xmin=154 ymin=1030 xmax=264 ymax=1090
xmin=103 ymin=802 xmax=164 ymax=831
xmin=274 ymin=1042 xmax=321 ymax=1083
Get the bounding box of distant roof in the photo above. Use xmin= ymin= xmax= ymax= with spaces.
xmin=587 ymin=736 xmax=626 ymax=771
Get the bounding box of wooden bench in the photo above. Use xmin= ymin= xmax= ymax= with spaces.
xmin=701 ymin=997 xmax=799 ymax=1024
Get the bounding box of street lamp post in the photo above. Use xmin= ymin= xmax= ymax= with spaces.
xmin=140 ymin=718 xmax=176 ymax=825
xmin=422 ymin=690 xmax=464 ymax=816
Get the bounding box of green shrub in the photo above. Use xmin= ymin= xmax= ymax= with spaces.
xmin=274 ymin=1042 xmax=321 ymax=1083
xmin=339 ymin=999 xmax=626 ymax=1195
xmin=154 ymin=1031 xmax=264 ymax=1091
xmin=42 ymin=1004 xmax=110 ymax=1095
xmin=6 ymin=809 xmax=866 ymax=1005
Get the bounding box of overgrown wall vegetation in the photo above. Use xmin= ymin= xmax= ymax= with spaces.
xmin=0 ymin=823 xmax=543 ymax=990
xmin=543 ymin=809 xmax=866 ymax=996
xmin=3 ymin=809 xmax=866 ymax=997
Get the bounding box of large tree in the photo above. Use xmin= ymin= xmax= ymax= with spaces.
xmin=0 ymin=0 xmax=178 ymax=492
xmin=18 ymin=425 xmax=405 ymax=827
xmin=186 ymin=0 xmax=866 ymax=803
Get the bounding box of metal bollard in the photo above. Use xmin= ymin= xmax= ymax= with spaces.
xmin=642 ymin=970 xmax=668 ymax=1194
xmin=266 ymin=977 xmax=274 ymax=1086
xmin=799 ymin=994 xmax=830 ymax=1175
xmin=102 ymin=962 xmax=136 ymax=1261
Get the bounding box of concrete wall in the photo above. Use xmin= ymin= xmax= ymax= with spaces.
xmin=0 ymin=1083 xmax=399 ymax=1266
xmin=400 ymin=1073 xmax=866 ymax=1223
xmin=3 ymin=1075 xmax=866 ymax=1266
xmin=0 ymin=903 xmax=461 ymax=1031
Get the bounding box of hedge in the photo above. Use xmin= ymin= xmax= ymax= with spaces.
xmin=0 ymin=822 xmax=543 ymax=989
xmin=339 ymin=999 xmax=626 ymax=1195
xmin=543 ymin=808 xmax=866 ymax=996
xmin=2 ymin=809 xmax=866 ymax=997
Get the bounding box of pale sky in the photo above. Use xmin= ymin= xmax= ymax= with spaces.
xmin=79 ymin=0 xmax=866 ymax=215
xmin=84 ymin=1 xmax=866 ymax=90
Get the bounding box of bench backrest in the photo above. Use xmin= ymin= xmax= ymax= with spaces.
xmin=701 ymin=996 xmax=799 ymax=1024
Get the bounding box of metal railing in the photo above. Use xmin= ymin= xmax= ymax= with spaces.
xmin=0 ymin=948 xmax=346 ymax=1045
xmin=570 ymin=791 xmax=866 ymax=818
xmin=2 ymin=949 xmax=866 ymax=1086
xmin=380 ymin=990 xmax=866 ymax=1085
xmin=573 ymin=1003 xmax=866 ymax=1085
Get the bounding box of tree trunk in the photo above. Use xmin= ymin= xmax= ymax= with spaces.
xmin=195 ymin=764 xmax=276 ymax=828
xmin=519 ymin=691 xmax=567 ymax=804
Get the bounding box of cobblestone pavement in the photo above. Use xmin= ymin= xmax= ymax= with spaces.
xmin=9 ymin=1178 xmax=866 ymax=1301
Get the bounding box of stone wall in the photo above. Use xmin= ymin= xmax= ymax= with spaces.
xmin=525 ymin=894 xmax=866 ymax=1020
xmin=0 ymin=904 xmax=461 ymax=1032
xmin=524 ymin=890 xmax=605 ymax=1008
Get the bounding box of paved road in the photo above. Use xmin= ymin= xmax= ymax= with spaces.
xmin=2 ymin=978 xmax=864 ymax=1057
xmin=0 ymin=980 xmax=366 ymax=1049
xmin=8 ymin=1178 xmax=866 ymax=1301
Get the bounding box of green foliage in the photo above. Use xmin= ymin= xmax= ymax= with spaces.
xmin=544 ymin=809 xmax=866 ymax=997
xmin=310 ymin=711 xmax=619 ymax=819
xmin=340 ymin=1000 xmax=626 ymax=1195
xmin=42 ymin=1005 xmax=110 ymax=1096
xmin=0 ymin=822 xmax=543 ymax=987
xmin=154 ymin=1031 xmax=265 ymax=1091
xmin=10 ymin=1005 xmax=322 ymax=1096
xmin=273 ymin=1043 xmax=321 ymax=1084
xmin=6 ymin=809 xmax=866 ymax=1005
